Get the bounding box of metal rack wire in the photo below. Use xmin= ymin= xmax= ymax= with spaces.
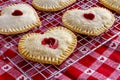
xmin=0 ymin=0 xmax=120 ymax=79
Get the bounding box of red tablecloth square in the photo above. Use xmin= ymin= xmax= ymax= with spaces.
xmin=0 ymin=72 xmax=15 ymax=80
xmin=109 ymin=51 xmax=120 ymax=63
xmin=96 ymin=63 xmax=115 ymax=77
xmin=78 ymin=55 xmax=96 ymax=67
xmin=64 ymin=66 xmax=82 ymax=80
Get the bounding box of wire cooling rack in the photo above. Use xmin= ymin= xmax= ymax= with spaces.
xmin=0 ymin=0 xmax=120 ymax=79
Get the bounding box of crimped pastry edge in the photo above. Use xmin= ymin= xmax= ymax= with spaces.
xmin=62 ymin=7 xmax=115 ymax=36
xmin=18 ymin=27 xmax=77 ymax=65
xmin=32 ymin=0 xmax=76 ymax=12
xmin=0 ymin=3 xmax=41 ymax=35
xmin=100 ymin=0 xmax=120 ymax=12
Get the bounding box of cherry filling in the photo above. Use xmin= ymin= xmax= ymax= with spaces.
xmin=83 ymin=13 xmax=95 ymax=20
xmin=12 ymin=10 xmax=23 ymax=16
xmin=41 ymin=37 xmax=58 ymax=49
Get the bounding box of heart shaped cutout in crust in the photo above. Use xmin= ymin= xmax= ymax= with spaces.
xmin=100 ymin=0 xmax=120 ymax=12
xmin=32 ymin=0 xmax=76 ymax=11
xmin=0 ymin=4 xmax=41 ymax=35
xmin=18 ymin=27 xmax=77 ymax=65
xmin=62 ymin=7 xmax=115 ymax=36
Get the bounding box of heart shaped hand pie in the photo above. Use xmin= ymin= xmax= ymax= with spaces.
xmin=62 ymin=7 xmax=115 ymax=36
xmin=0 ymin=4 xmax=41 ymax=35
xmin=100 ymin=0 xmax=120 ymax=12
xmin=32 ymin=0 xmax=76 ymax=11
xmin=18 ymin=27 xmax=77 ymax=65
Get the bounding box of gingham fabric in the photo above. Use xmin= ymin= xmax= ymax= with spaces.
xmin=63 ymin=36 xmax=120 ymax=80
xmin=0 ymin=0 xmax=120 ymax=80
xmin=1 ymin=35 xmax=120 ymax=80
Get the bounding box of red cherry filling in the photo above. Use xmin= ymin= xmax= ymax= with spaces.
xmin=12 ymin=10 xmax=23 ymax=16
xmin=83 ymin=13 xmax=95 ymax=20
xmin=41 ymin=37 xmax=58 ymax=49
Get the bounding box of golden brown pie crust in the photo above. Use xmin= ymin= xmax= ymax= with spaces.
xmin=18 ymin=27 xmax=77 ymax=65
xmin=0 ymin=4 xmax=41 ymax=35
xmin=100 ymin=0 xmax=120 ymax=12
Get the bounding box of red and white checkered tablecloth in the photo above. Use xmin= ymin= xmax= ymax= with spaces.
xmin=0 ymin=0 xmax=120 ymax=80
xmin=62 ymin=36 xmax=120 ymax=80
xmin=1 ymin=34 xmax=120 ymax=80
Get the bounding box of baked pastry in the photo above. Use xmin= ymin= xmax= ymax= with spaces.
xmin=18 ymin=27 xmax=77 ymax=65
xmin=62 ymin=7 xmax=115 ymax=36
xmin=100 ymin=0 xmax=120 ymax=12
xmin=0 ymin=4 xmax=41 ymax=35
xmin=32 ymin=0 xmax=76 ymax=11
